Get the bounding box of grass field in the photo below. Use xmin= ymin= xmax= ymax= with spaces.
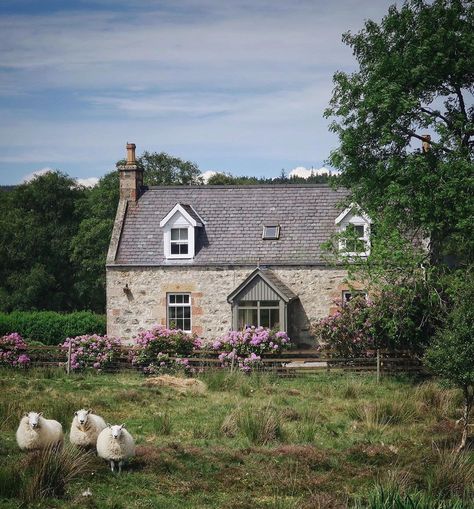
xmin=0 ymin=368 xmax=473 ymax=508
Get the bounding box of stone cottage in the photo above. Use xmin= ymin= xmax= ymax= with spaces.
xmin=106 ymin=144 xmax=371 ymax=344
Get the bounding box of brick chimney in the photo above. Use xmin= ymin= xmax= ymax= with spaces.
xmin=422 ymin=134 xmax=431 ymax=153
xmin=117 ymin=142 xmax=143 ymax=202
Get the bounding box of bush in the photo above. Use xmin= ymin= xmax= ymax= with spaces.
xmin=0 ymin=311 xmax=106 ymax=345
xmin=212 ymin=327 xmax=291 ymax=372
xmin=130 ymin=325 xmax=202 ymax=374
xmin=61 ymin=334 xmax=121 ymax=371
xmin=312 ymin=296 xmax=375 ymax=357
xmin=0 ymin=332 xmax=30 ymax=367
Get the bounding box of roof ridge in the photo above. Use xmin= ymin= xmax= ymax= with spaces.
xmin=147 ymin=183 xmax=342 ymax=190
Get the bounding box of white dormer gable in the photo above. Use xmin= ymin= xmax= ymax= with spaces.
xmin=160 ymin=203 xmax=204 ymax=259
xmin=335 ymin=204 xmax=372 ymax=257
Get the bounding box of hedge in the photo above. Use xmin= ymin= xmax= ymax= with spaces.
xmin=0 ymin=311 xmax=106 ymax=345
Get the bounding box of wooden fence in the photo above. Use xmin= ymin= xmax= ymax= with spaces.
xmin=1 ymin=345 xmax=425 ymax=378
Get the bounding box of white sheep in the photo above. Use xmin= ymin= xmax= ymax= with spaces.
xmin=70 ymin=409 xmax=107 ymax=449
xmin=16 ymin=411 xmax=64 ymax=451
xmin=96 ymin=424 xmax=135 ymax=473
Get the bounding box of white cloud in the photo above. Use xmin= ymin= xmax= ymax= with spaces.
xmin=21 ymin=167 xmax=54 ymax=182
xmin=201 ymin=170 xmax=219 ymax=183
xmin=76 ymin=177 xmax=99 ymax=187
xmin=289 ymin=166 xmax=339 ymax=178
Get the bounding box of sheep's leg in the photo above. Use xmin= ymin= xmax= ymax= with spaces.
xmin=119 ymin=461 xmax=123 ymax=474
xmin=110 ymin=460 xmax=115 ymax=473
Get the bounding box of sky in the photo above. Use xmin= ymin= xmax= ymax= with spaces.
xmin=0 ymin=0 xmax=397 ymax=185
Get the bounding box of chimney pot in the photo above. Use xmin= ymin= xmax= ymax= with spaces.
xmin=126 ymin=143 xmax=136 ymax=164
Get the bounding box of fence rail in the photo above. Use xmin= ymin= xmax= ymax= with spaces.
xmin=0 ymin=345 xmax=425 ymax=377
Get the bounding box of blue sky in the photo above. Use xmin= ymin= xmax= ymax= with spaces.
xmin=0 ymin=0 xmax=396 ymax=185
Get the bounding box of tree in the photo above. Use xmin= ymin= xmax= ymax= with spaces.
xmin=325 ymin=0 xmax=474 ymax=263
xmin=425 ymin=269 xmax=474 ymax=452
xmin=137 ymin=151 xmax=202 ymax=186
xmin=0 ymin=172 xmax=86 ymax=311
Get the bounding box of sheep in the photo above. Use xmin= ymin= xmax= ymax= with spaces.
xmin=16 ymin=411 xmax=64 ymax=451
xmin=96 ymin=423 xmax=135 ymax=473
xmin=70 ymin=409 xmax=107 ymax=449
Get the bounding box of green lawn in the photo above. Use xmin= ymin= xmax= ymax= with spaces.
xmin=0 ymin=369 xmax=472 ymax=508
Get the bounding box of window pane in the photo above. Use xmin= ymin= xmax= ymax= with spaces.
xmin=180 ymin=243 xmax=189 ymax=255
xmin=182 ymin=295 xmax=190 ymax=304
xmin=183 ymin=307 xmax=191 ymax=318
xmin=179 ymin=228 xmax=188 ymax=241
xmin=354 ymin=225 xmax=364 ymax=237
xmin=169 ymin=294 xmax=176 ymax=304
xmin=171 ymin=243 xmax=180 ymax=254
xmin=238 ymin=308 xmax=258 ymax=329
xmin=260 ymin=308 xmax=270 ymax=328
xmin=238 ymin=300 xmax=258 ymax=307
xmin=171 ymin=229 xmax=180 ymax=240
xmin=269 ymin=309 xmax=280 ymax=329
xmin=260 ymin=300 xmax=279 ymax=307
xmin=183 ymin=319 xmax=191 ymax=331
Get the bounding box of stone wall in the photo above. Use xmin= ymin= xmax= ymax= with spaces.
xmin=106 ymin=265 xmax=353 ymax=344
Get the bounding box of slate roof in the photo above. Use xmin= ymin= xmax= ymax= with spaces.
xmin=112 ymin=184 xmax=348 ymax=266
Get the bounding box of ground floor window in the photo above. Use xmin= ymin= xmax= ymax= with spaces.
xmin=237 ymin=300 xmax=280 ymax=329
xmin=342 ymin=290 xmax=367 ymax=306
xmin=167 ymin=293 xmax=191 ymax=332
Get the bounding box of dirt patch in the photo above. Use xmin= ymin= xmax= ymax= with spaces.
xmin=143 ymin=375 xmax=207 ymax=394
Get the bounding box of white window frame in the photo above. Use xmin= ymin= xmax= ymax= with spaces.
xmin=335 ymin=205 xmax=371 ymax=258
xmin=167 ymin=293 xmax=192 ymax=332
xmin=237 ymin=300 xmax=281 ymax=329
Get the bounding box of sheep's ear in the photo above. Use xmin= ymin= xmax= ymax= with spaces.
xmin=120 ymin=423 xmax=125 ymax=429
xmin=38 ymin=412 xmax=43 ymax=417
xmin=106 ymin=423 xmax=111 ymax=428
xmin=23 ymin=412 xmax=28 ymax=417
xmin=74 ymin=411 xmax=78 ymax=416
xmin=87 ymin=409 xmax=92 ymax=415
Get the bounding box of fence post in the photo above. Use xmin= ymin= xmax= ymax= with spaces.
xmin=66 ymin=342 xmax=72 ymax=375
xmin=376 ymin=348 xmax=380 ymax=383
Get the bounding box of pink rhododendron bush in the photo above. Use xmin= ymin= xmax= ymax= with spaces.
xmin=0 ymin=332 xmax=30 ymax=367
xmin=130 ymin=325 xmax=202 ymax=374
xmin=61 ymin=335 xmax=122 ymax=371
xmin=311 ymin=296 xmax=375 ymax=358
xmin=212 ymin=327 xmax=291 ymax=372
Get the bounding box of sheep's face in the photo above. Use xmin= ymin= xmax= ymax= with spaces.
xmin=26 ymin=412 xmax=42 ymax=429
xmin=110 ymin=424 xmax=125 ymax=439
xmin=75 ymin=409 xmax=91 ymax=426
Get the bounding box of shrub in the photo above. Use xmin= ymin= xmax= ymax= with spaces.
xmin=130 ymin=324 xmax=202 ymax=374
xmin=212 ymin=327 xmax=291 ymax=372
xmin=61 ymin=334 xmax=121 ymax=371
xmin=0 ymin=332 xmax=30 ymax=367
xmin=0 ymin=311 xmax=106 ymax=345
xmin=312 ymin=296 xmax=375 ymax=357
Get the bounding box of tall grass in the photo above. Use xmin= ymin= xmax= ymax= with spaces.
xmin=352 ymin=484 xmax=470 ymax=509
xmin=221 ymin=405 xmax=283 ymax=445
xmin=152 ymin=412 xmax=172 ymax=435
xmin=22 ymin=443 xmax=94 ymax=503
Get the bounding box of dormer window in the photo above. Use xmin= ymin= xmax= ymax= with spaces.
xmin=160 ymin=203 xmax=204 ymax=260
xmin=262 ymin=225 xmax=280 ymax=240
xmin=335 ymin=204 xmax=371 ymax=257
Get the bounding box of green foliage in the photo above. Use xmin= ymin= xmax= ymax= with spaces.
xmin=425 ymin=269 xmax=474 ymax=388
xmin=0 ymin=171 xmax=87 ymax=311
xmin=139 ymin=150 xmax=203 ymax=186
xmin=325 ymin=0 xmax=474 ymax=262
xmin=0 ymin=311 xmax=106 ymax=345
xmin=206 ymin=171 xmax=333 ymax=185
